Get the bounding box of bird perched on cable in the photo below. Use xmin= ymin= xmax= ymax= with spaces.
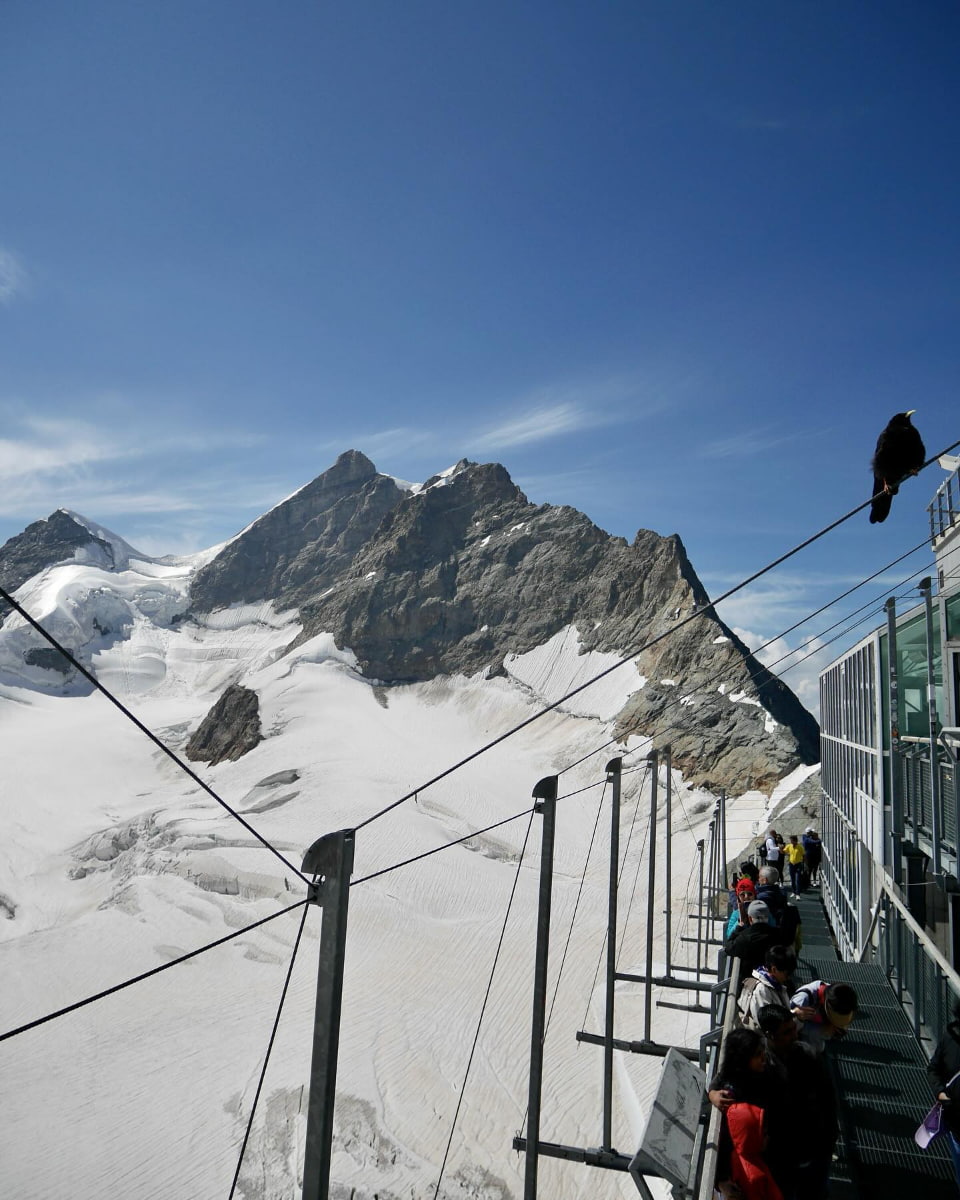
xmin=869 ymin=410 xmax=925 ymax=524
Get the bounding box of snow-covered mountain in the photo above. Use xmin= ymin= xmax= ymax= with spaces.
xmin=0 ymin=454 xmax=819 ymax=1199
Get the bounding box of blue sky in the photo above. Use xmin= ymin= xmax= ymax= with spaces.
xmin=1 ymin=1 xmax=958 ymax=712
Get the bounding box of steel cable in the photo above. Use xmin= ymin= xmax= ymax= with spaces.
xmin=0 ymin=896 xmax=310 ymax=1044
xmin=0 ymin=582 xmax=309 ymax=885
xmin=228 ymin=899 xmax=312 ymax=1199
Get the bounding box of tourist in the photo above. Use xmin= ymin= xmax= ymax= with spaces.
xmin=757 ymin=1004 xmax=837 ymax=1200
xmin=784 ymin=835 xmax=805 ymax=898
xmin=926 ymin=1001 xmax=960 ymax=1192
xmin=739 ymin=945 xmax=796 ymax=1030
xmin=725 ymin=901 xmax=784 ymax=977
xmin=765 ymin=829 xmax=783 ymax=875
xmin=789 ymin=980 xmax=858 ymax=1054
xmin=802 ymin=829 xmax=823 ymax=886
xmin=726 ymin=878 xmax=763 ymax=938
xmin=708 ymin=1028 xmax=790 ymax=1200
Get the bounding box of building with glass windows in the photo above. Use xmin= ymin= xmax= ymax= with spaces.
xmin=819 ymin=461 xmax=960 ymax=963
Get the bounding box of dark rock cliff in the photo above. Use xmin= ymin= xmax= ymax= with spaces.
xmin=185 ymin=684 xmax=263 ymax=765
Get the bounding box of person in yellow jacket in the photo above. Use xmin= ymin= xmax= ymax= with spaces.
xmin=784 ymin=834 xmax=805 ymax=897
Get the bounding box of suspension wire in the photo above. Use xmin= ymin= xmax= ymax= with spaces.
xmin=0 ymin=583 xmax=309 ymax=886
xmin=554 ymin=539 xmax=936 ymax=802
xmin=579 ymin=763 xmax=649 ymax=1030
xmin=350 ymin=806 xmax=535 ymax=887
xmin=0 ymin=896 xmax=310 ymax=1045
xmin=556 ymin=530 xmax=933 ymax=779
xmin=772 ymin=565 xmax=942 ymax=681
xmin=672 ymin=853 xmax=700 ymax=969
xmin=432 ymin=807 xmax=537 ymax=1199
xmin=543 ymin=781 xmax=607 ymax=1044
xmin=556 ymin=778 xmax=607 ymax=802
xmin=776 ymin=601 xmax=897 ymax=675
xmin=758 ymin=558 xmax=935 ymax=675
xmin=742 ymin=535 xmax=931 ymax=660
xmin=615 ymin=774 xmax=654 ymax=972
xmin=228 ymin=899 xmax=311 ymax=1200
xmin=353 ymin=445 xmax=960 ymax=835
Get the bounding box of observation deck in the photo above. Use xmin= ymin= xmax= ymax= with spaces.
xmin=794 ymin=888 xmax=955 ymax=1198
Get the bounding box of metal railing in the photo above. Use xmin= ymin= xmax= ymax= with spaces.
xmin=929 ymin=464 xmax=960 ymax=543
xmin=863 ymin=877 xmax=960 ymax=1049
xmin=692 ymin=955 xmax=740 ymax=1200
xmin=901 ymin=737 xmax=960 ymax=869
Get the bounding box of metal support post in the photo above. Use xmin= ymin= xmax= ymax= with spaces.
xmin=719 ymin=788 xmax=728 ymax=895
xmin=696 ymin=835 xmax=705 ymax=984
xmin=302 ymin=829 xmax=356 ymax=1200
xmin=663 ymin=746 xmax=673 ymax=976
xmin=920 ymin=578 xmax=943 ymax=879
xmin=904 ymin=843 xmax=929 ymax=929
xmin=886 ymin=597 xmax=905 ymax=884
xmin=643 ymin=750 xmax=659 ymax=1044
xmin=524 ymin=774 xmax=558 ymax=1200
xmin=602 ymin=757 xmax=622 ymax=1152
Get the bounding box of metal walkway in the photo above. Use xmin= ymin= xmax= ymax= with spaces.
xmin=793 ymin=886 xmax=957 ymax=1197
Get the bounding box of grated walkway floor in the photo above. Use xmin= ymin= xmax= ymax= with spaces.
xmin=792 ymin=884 xmax=957 ymax=1198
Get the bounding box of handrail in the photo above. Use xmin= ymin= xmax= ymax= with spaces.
xmin=694 ymin=957 xmax=741 ymax=1200
xmin=876 ymin=874 xmax=960 ymax=992
xmin=857 ymin=900 xmax=883 ymax=962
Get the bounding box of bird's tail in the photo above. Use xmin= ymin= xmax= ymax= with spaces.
xmin=870 ymin=493 xmax=893 ymax=523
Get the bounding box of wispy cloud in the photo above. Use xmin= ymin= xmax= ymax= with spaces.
xmin=0 ymin=407 xmax=276 ymax=541
xmin=316 ymin=426 xmax=438 ymax=464
xmin=470 ymin=368 xmax=682 ymax=453
xmin=468 ymin=401 xmax=593 ymax=452
xmin=698 ymin=426 xmax=802 ymax=460
xmin=0 ymin=248 xmax=27 ymax=305
xmin=0 ymin=418 xmax=131 ymax=482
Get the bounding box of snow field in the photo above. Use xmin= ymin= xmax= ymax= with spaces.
xmin=0 ymin=555 xmax=795 ymax=1198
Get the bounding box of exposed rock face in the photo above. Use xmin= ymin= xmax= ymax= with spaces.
xmin=190 ymin=450 xmax=405 ymax=612
xmin=188 ymin=453 xmax=819 ymax=794
xmin=186 ymin=684 xmax=263 ymax=765
xmin=0 ymin=509 xmax=115 ymax=621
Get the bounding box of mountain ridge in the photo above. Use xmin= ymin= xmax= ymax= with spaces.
xmin=0 ymin=450 xmax=818 ymax=793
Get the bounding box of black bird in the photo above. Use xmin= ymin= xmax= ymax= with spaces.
xmin=869 ymin=410 xmax=925 ymax=524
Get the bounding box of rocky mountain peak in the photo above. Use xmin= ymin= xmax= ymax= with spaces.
xmin=0 ymin=510 xmax=117 ymax=622
xmin=192 ymin=452 xmax=818 ymax=793
xmin=189 ymin=450 xmax=405 ymax=612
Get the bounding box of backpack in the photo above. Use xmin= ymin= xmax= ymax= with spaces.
xmin=793 ymin=980 xmax=829 ymax=1016
xmin=736 ymin=976 xmax=761 ymax=1028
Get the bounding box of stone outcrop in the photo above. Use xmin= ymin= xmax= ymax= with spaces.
xmin=185 ymin=684 xmax=263 ymax=765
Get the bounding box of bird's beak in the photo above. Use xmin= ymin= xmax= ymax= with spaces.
xmin=906 ymin=409 xmax=917 ymax=417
